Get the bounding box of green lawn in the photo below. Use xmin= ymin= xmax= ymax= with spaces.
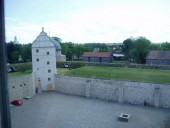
xmin=57 ymin=68 xmax=70 ymax=74
xmin=8 ymin=66 xmax=170 ymax=84
xmin=59 ymin=66 xmax=170 ymax=84
xmin=8 ymin=70 xmax=32 ymax=77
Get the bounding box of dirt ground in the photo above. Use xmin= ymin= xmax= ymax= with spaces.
xmin=10 ymin=91 xmax=170 ymax=128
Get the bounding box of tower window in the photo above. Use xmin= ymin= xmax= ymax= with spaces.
xmin=47 ymin=51 xmax=49 ymax=55
xmin=48 ymin=69 xmax=51 ymax=73
xmin=36 ymin=49 xmax=39 ymax=52
xmin=36 ymin=58 xmax=39 ymax=62
xmin=47 ymin=61 xmax=50 ymax=64
xmin=48 ymin=78 xmax=51 ymax=81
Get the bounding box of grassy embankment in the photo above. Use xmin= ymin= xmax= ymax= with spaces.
xmin=8 ymin=64 xmax=170 ymax=84
xmin=58 ymin=66 xmax=170 ymax=84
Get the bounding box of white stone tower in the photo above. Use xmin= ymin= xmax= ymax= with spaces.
xmin=32 ymin=28 xmax=63 ymax=91
xmin=14 ymin=36 xmax=19 ymax=44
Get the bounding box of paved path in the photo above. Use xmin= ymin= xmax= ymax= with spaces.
xmin=10 ymin=92 xmax=170 ymax=128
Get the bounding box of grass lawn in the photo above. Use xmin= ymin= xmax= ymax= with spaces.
xmin=59 ymin=66 xmax=170 ymax=84
xmin=8 ymin=68 xmax=68 ymax=77
xmin=8 ymin=70 xmax=32 ymax=77
xmin=57 ymin=68 xmax=70 ymax=74
xmin=8 ymin=66 xmax=170 ymax=84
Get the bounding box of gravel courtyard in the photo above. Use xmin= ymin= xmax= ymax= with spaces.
xmin=10 ymin=91 xmax=170 ymax=128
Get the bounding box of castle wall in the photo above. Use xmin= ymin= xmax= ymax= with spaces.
xmin=55 ymin=75 xmax=170 ymax=108
xmin=8 ymin=74 xmax=34 ymax=101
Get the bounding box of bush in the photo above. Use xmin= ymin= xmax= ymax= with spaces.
xmin=12 ymin=62 xmax=32 ymax=72
xmin=56 ymin=61 xmax=85 ymax=69
xmin=85 ymin=62 xmax=170 ymax=70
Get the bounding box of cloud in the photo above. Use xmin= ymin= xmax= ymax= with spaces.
xmin=5 ymin=18 xmax=42 ymax=43
xmin=5 ymin=5 xmax=170 ymax=44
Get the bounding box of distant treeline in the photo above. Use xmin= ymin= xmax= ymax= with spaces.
xmin=6 ymin=37 xmax=170 ymax=64
xmin=6 ymin=42 xmax=32 ymax=63
xmin=122 ymin=37 xmax=170 ymax=63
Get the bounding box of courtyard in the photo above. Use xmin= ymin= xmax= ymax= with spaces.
xmin=10 ymin=91 xmax=170 ymax=128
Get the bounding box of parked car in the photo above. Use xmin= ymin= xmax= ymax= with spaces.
xmin=11 ymin=100 xmax=23 ymax=106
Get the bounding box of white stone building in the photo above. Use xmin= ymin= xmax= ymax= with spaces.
xmin=32 ymin=28 xmax=65 ymax=91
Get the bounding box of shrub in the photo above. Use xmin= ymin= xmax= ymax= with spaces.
xmin=56 ymin=61 xmax=85 ymax=69
xmin=12 ymin=62 xmax=32 ymax=72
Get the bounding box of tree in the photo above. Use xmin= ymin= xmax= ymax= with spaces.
xmin=52 ymin=37 xmax=62 ymax=44
xmin=6 ymin=42 xmax=32 ymax=63
xmin=131 ymin=37 xmax=151 ymax=64
xmin=122 ymin=38 xmax=134 ymax=60
xmin=22 ymin=43 xmax=32 ymax=62
xmin=60 ymin=43 xmax=68 ymax=55
xmin=6 ymin=42 xmax=23 ymax=63
xmin=99 ymin=43 xmax=109 ymax=52
xmin=149 ymin=43 xmax=161 ymax=50
xmin=161 ymin=42 xmax=170 ymax=51
xmin=73 ymin=44 xmax=91 ymax=60
xmin=6 ymin=42 xmax=15 ymax=62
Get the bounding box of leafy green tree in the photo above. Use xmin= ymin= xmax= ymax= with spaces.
xmin=74 ymin=44 xmax=91 ymax=59
xmin=6 ymin=42 xmax=15 ymax=62
xmin=22 ymin=43 xmax=32 ymax=62
xmin=84 ymin=44 xmax=93 ymax=51
xmin=99 ymin=43 xmax=109 ymax=52
xmin=161 ymin=42 xmax=170 ymax=51
xmin=52 ymin=37 xmax=62 ymax=44
xmin=10 ymin=51 xmax=19 ymax=63
xmin=149 ymin=43 xmax=162 ymax=50
xmin=60 ymin=43 xmax=68 ymax=55
xmin=74 ymin=45 xmax=83 ymax=59
xmin=6 ymin=42 xmax=22 ymax=63
xmin=131 ymin=37 xmax=151 ymax=64
xmin=66 ymin=49 xmax=73 ymax=61
xmin=6 ymin=42 xmax=32 ymax=63
xmin=122 ymin=38 xmax=134 ymax=60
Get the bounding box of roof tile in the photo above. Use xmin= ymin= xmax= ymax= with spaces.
xmin=82 ymin=52 xmax=111 ymax=58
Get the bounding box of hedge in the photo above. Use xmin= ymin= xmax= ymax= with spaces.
xmin=86 ymin=62 xmax=170 ymax=70
xmin=56 ymin=61 xmax=86 ymax=69
xmin=12 ymin=62 xmax=32 ymax=72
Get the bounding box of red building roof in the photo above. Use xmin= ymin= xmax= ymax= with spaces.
xmin=82 ymin=52 xmax=111 ymax=58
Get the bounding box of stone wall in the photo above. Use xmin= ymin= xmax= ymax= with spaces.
xmin=8 ymin=74 xmax=35 ymax=101
xmin=146 ymin=59 xmax=170 ymax=65
xmin=55 ymin=75 xmax=170 ymax=108
xmin=86 ymin=62 xmax=170 ymax=70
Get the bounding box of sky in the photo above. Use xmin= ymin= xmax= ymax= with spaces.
xmin=5 ymin=0 xmax=170 ymax=44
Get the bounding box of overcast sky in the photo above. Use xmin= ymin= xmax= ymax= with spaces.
xmin=5 ymin=0 xmax=170 ymax=44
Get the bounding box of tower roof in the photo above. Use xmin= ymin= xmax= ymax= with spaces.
xmin=32 ymin=28 xmax=61 ymax=50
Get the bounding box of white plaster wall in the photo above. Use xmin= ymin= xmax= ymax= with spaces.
xmin=55 ymin=75 xmax=170 ymax=108
xmin=32 ymin=47 xmax=56 ymax=90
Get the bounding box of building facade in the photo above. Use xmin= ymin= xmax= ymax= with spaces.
xmin=146 ymin=51 xmax=170 ymax=65
xmin=82 ymin=52 xmax=113 ymax=62
xmin=32 ymin=28 xmax=65 ymax=91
